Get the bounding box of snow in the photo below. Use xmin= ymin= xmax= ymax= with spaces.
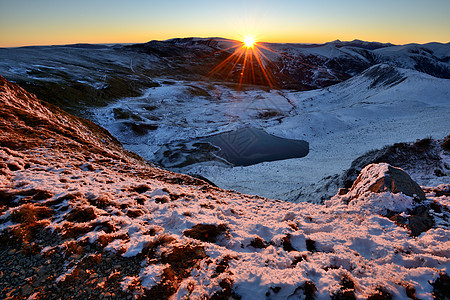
xmin=1 ymin=41 xmax=449 ymax=298
xmin=328 ymin=163 xmax=417 ymax=215
xmin=2 ymin=142 xmax=448 ymax=298
xmin=263 ymin=41 xmax=359 ymax=60
xmin=373 ymin=42 xmax=450 ymax=70
xmin=120 ymin=276 xmax=139 ymax=292
xmin=140 ymin=264 xmax=167 ymax=289
xmin=91 ymin=65 xmax=450 ymax=202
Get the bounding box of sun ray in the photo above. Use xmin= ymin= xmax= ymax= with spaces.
xmin=204 ymin=37 xmax=277 ymax=88
xmin=253 ymin=47 xmax=274 ymax=88
xmin=204 ymin=33 xmax=331 ymax=89
xmin=226 ymin=49 xmax=246 ymax=81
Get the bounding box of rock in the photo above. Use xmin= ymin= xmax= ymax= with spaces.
xmin=343 ymin=164 xmax=434 ymax=236
xmin=125 ymin=122 xmax=158 ymax=135
xmin=340 ymin=138 xmax=441 ymax=191
xmin=408 ymin=214 xmax=433 ymax=236
xmin=348 ymin=163 xmax=426 ymax=201
xmin=442 ymin=134 xmax=450 ymax=151
xmin=432 ymin=273 xmax=450 ymax=299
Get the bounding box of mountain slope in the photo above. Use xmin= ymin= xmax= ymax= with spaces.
xmin=1 ymin=78 xmax=449 ymax=299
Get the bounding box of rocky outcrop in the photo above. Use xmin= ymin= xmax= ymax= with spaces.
xmin=0 ymin=75 xmax=131 ymax=160
xmin=345 ymin=163 xmax=426 ymax=201
xmin=331 ymin=163 xmax=423 ymax=216
xmin=334 ymin=163 xmax=443 ymax=236
xmin=340 ymin=137 xmax=448 ymax=192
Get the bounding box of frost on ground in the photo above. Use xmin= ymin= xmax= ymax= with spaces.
xmin=0 ymin=75 xmax=449 ymax=299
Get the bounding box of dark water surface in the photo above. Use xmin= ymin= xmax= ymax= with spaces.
xmin=205 ymin=127 xmax=309 ymax=166
xmin=156 ymin=127 xmax=309 ymax=168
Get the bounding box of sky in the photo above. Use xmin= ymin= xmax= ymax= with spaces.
xmin=0 ymin=0 xmax=449 ymax=47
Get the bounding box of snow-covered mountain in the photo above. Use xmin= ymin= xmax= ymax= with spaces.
xmin=0 ymin=38 xmax=449 ymax=111
xmin=1 ymin=38 xmax=449 ymax=203
xmin=1 ymin=76 xmax=449 ymax=299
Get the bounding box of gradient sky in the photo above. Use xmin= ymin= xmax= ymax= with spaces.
xmin=0 ymin=0 xmax=449 ymax=47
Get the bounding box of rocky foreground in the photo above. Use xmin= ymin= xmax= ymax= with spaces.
xmin=0 ymin=76 xmax=449 ymax=299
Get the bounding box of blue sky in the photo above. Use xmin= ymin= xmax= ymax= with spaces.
xmin=0 ymin=0 xmax=449 ymax=46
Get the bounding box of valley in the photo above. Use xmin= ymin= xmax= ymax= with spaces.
xmin=1 ymin=38 xmax=449 ymax=202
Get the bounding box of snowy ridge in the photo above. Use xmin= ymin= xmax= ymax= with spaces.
xmin=1 ymin=78 xmax=449 ymax=298
xmin=374 ymin=43 xmax=450 ymax=68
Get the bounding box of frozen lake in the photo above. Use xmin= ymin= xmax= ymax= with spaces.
xmin=155 ymin=127 xmax=309 ymax=168
xmin=204 ymin=127 xmax=309 ymax=167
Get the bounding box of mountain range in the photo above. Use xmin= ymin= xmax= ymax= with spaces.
xmin=1 ymin=38 xmax=449 ymax=202
xmin=1 ymin=38 xmax=449 ymax=113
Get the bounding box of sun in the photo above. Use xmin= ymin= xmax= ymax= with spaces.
xmin=242 ymin=34 xmax=256 ymax=49
xmin=208 ymin=32 xmax=279 ymax=89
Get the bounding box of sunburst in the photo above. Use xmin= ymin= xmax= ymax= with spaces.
xmin=205 ymin=32 xmax=327 ymax=90
xmin=243 ymin=34 xmax=256 ymax=49
xmin=207 ymin=34 xmax=278 ymax=89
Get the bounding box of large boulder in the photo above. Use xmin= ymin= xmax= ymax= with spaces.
xmin=335 ymin=163 xmax=433 ymax=236
xmin=347 ymin=163 xmax=426 ymax=201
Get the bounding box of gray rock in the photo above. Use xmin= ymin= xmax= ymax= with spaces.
xmin=349 ymin=163 xmax=426 ymax=201
xmin=390 ymin=205 xmax=434 ymax=237
xmin=340 ymin=137 xmax=441 ymax=191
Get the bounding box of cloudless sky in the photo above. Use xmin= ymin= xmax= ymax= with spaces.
xmin=0 ymin=0 xmax=449 ymax=47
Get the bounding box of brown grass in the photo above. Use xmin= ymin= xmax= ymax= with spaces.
xmin=65 ymin=207 xmax=97 ymax=223
xmin=249 ymin=236 xmax=268 ymax=249
xmin=11 ymin=204 xmax=53 ymax=224
xmin=183 ymin=224 xmax=228 ymax=243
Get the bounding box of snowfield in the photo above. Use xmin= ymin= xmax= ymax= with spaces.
xmin=0 ymin=76 xmax=449 ymax=299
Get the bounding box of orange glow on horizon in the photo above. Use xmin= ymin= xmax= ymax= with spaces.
xmin=1 ymin=1 xmax=449 ymax=48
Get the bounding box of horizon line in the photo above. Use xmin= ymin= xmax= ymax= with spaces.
xmin=2 ymin=36 xmax=450 ymax=49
